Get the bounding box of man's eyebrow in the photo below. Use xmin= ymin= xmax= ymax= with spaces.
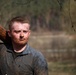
xmin=14 ymin=30 xmax=20 ymax=31
xmin=14 ymin=30 xmax=21 ymax=31
xmin=14 ymin=30 xmax=29 ymax=32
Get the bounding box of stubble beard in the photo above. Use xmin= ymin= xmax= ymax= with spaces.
xmin=12 ymin=38 xmax=28 ymax=47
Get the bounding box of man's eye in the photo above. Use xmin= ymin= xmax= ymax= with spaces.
xmin=23 ymin=31 xmax=28 ymax=33
xmin=14 ymin=31 xmax=20 ymax=33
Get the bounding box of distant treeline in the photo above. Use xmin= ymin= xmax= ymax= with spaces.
xmin=0 ymin=0 xmax=76 ymax=33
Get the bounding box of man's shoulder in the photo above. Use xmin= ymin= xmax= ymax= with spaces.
xmin=0 ymin=43 xmax=7 ymax=52
xmin=29 ymin=46 xmax=45 ymax=59
xmin=0 ymin=43 xmax=5 ymax=48
xmin=29 ymin=46 xmax=47 ymax=68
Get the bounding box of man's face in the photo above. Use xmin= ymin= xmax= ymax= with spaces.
xmin=8 ymin=22 xmax=30 ymax=46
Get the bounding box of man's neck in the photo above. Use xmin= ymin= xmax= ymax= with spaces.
xmin=13 ymin=44 xmax=27 ymax=53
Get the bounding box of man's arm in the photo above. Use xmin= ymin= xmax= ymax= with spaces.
xmin=33 ymin=52 xmax=48 ymax=75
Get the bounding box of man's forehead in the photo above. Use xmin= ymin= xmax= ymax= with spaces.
xmin=12 ymin=22 xmax=30 ymax=26
xmin=11 ymin=22 xmax=30 ymax=29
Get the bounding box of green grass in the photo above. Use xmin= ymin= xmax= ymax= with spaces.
xmin=48 ymin=61 xmax=76 ymax=75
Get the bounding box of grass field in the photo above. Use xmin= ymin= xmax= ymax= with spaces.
xmin=48 ymin=61 xmax=76 ymax=75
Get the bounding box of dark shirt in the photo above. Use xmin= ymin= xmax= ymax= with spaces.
xmin=0 ymin=43 xmax=48 ymax=75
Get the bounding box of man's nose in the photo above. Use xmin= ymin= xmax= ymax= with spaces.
xmin=20 ymin=32 xmax=24 ymax=38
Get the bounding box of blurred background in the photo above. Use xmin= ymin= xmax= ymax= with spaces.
xmin=0 ymin=0 xmax=76 ymax=75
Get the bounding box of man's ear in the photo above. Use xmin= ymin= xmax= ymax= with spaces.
xmin=7 ymin=30 xmax=11 ymax=37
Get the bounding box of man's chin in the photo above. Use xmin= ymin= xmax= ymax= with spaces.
xmin=12 ymin=40 xmax=28 ymax=46
xmin=19 ymin=42 xmax=27 ymax=45
xmin=15 ymin=42 xmax=27 ymax=46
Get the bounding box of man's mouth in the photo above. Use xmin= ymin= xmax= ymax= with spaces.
xmin=20 ymin=39 xmax=25 ymax=41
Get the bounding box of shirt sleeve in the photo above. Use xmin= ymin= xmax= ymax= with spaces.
xmin=33 ymin=52 xmax=48 ymax=75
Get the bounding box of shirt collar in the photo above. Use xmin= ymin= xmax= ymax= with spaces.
xmin=22 ymin=44 xmax=31 ymax=55
xmin=7 ymin=44 xmax=31 ymax=56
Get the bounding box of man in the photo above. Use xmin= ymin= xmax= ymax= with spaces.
xmin=0 ymin=16 xmax=48 ymax=75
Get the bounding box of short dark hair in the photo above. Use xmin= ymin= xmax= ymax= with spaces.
xmin=8 ymin=16 xmax=30 ymax=30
